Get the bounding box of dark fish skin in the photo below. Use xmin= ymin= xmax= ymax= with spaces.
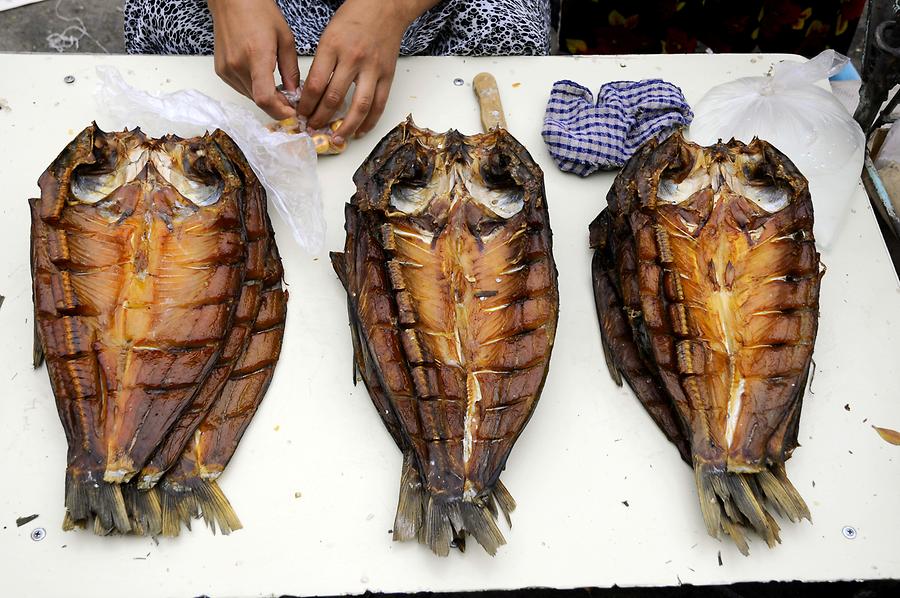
xmin=332 ymin=118 xmax=558 ymax=556
xmin=31 ymin=124 xmax=285 ymax=536
xmin=589 ymin=140 xmax=693 ymax=464
xmin=590 ymin=132 xmax=822 ymax=554
xmin=156 ymin=235 xmax=287 ymax=537
xmin=137 ymin=131 xmax=271 ymax=491
xmin=148 ymin=130 xmax=288 ymax=537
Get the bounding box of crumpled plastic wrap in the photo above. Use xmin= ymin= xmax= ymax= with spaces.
xmin=93 ymin=65 xmax=324 ymax=254
xmin=688 ymin=50 xmax=865 ymax=247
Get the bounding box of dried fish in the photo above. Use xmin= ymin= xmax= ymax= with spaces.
xmin=591 ymin=132 xmax=823 ymax=554
xmin=332 ymin=118 xmax=559 ymax=555
xmin=31 ymin=124 xmax=286 ymax=535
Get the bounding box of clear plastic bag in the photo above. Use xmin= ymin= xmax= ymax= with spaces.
xmin=275 ymin=84 xmax=351 ymax=155
xmin=688 ymin=50 xmax=865 ymax=247
xmin=93 ymin=66 xmax=324 ymax=254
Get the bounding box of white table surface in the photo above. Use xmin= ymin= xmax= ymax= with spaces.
xmin=0 ymin=53 xmax=898 ymax=598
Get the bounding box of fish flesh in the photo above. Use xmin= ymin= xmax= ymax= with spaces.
xmin=590 ymin=132 xmax=823 ymax=554
xmin=30 ymin=124 xmax=286 ymax=535
xmin=331 ymin=118 xmax=559 ymax=555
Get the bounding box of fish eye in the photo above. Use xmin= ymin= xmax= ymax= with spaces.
xmin=480 ymin=150 xmax=517 ymax=189
xmin=736 ymin=162 xmax=792 ymax=213
xmin=389 ymin=184 xmax=432 ymax=215
xmin=397 ymin=152 xmax=433 ymax=187
xmin=150 ymin=145 xmax=224 ymax=207
xmin=70 ymin=138 xmax=148 ymax=204
xmin=388 ymin=151 xmax=436 ymax=214
xmin=470 ymin=150 xmax=524 ymax=219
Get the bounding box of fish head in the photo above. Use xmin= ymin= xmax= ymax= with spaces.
xmin=353 ymin=119 xmax=544 ymax=242
xmin=643 ymin=132 xmax=813 ymax=241
xmin=41 ymin=124 xmax=239 ymax=223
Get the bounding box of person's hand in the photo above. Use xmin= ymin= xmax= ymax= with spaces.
xmin=298 ymin=0 xmax=439 ymax=143
xmin=208 ymin=0 xmax=299 ymax=119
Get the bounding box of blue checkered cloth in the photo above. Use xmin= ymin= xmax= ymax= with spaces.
xmin=542 ymin=79 xmax=693 ymax=176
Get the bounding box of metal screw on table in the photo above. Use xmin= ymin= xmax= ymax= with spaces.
xmin=842 ymin=526 xmax=857 ymax=540
xmin=453 ymin=78 xmax=464 ymax=86
xmin=63 ymin=75 xmax=75 ymax=84
xmin=30 ymin=527 xmax=46 ymax=542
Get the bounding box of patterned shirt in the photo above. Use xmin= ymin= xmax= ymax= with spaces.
xmin=125 ymin=0 xmax=551 ymax=56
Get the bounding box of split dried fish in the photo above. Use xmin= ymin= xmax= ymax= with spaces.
xmin=590 ymin=132 xmax=823 ymax=554
xmin=332 ymin=118 xmax=559 ymax=555
xmin=31 ymin=124 xmax=286 ymax=536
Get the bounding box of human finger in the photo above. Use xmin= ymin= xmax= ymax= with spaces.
xmin=297 ymin=45 xmax=337 ymax=119
xmin=250 ymin=57 xmax=295 ymax=119
xmin=331 ymin=72 xmax=377 ymax=142
xmin=307 ymin=60 xmax=356 ymax=129
xmin=355 ymin=75 xmax=392 ymax=137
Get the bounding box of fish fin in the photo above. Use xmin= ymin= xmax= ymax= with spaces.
xmin=421 ymin=495 xmax=507 ymax=557
xmin=333 ymin=249 xmax=365 ymax=387
xmin=419 ymin=497 xmax=504 ymax=556
xmin=393 ymin=452 xmax=425 ymax=542
xmin=329 ymin=251 xmax=349 ymax=290
xmin=61 ymin=511 xmax=85 ymax=531
xmin=158 ymin=481 xmax=195 ymax=537
xmin=759 ymin=464 xmax=811 ymax=523
xmin=391 ymin=454 xmax=511 ymax=556
xmin=592 ymin=247 xmax=690 ymax=461
xmin=458 ymin=500 xmax=506 ymax=556
xmin=589 ymin=214 xmax=624 ymax=386
xmin=158 ymin=477 xmax=242 ymax=536
xmin=198 ymin=479 xmax=243 ymax=535
xmin=423 ymin=496 xmax=453 ymax=557
xmin=63 ymin=471 xmax=130 ymax=535
xmin=492 ymin=479 xmax=516 ymax=527
xmin=33 ymin=318 xmax=44 ymax=369
xmin=600 ymin=333 xmax=624 ymax=386
xmin=121 ymin=484 xmax=162 ymax=536
xmin=694 ymin=461 xmax=808 ymax=555
xmin=348 ymin=302 xmax=366 ymax=387
xmin=393 ymin=452 xmax=516 ymax=556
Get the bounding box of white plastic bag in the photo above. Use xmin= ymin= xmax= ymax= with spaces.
xmin=93 ymin=66 xmax=324 ymax=254
xmin=688 ymin=50 xmax=865 ymax=247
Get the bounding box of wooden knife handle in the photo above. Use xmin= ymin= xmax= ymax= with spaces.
xmin=473 ymin=72 xmax=507 ymax=131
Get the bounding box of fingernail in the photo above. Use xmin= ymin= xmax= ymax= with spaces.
xmin=354 ymin=130 xmax=367 ymax=139
xmin=333 ymin=135 xmax=345 ymax=145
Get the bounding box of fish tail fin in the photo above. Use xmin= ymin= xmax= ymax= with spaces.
xmin=121 ymin=484 xmax=162 ymax=536
xmin=158 ymin=477 xmax=242 ymax=537
xmin=492 ymin=479 xmax=516 ymax=527
xmin=392 ymin=452 xmax=424 ymax=542
xmin=757 ymin=464 xmax=811 ymax=523
xmin=421 ymin=495 xmax=508 ymax=557
xmin=159 ymin=480 xmax=196 ymax=537
xmin=458 ymin=500 xmax=506 ymax=556
xmin=63 ymin=470 xmax=130 ymax=535
xmin=391 ymin=454 xmax=513 ymax=556
xmin=694 ymin=461 xmax=809 ymax=556
xmin=196 ymin=479 xmax=242 ymax=535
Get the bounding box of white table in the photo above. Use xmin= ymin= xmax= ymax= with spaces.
xmin=0 ymin=53 xmax=898 ymax=598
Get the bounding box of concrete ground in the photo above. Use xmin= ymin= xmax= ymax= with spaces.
xmin=0 ymin=0 xmax=125 ymax=54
